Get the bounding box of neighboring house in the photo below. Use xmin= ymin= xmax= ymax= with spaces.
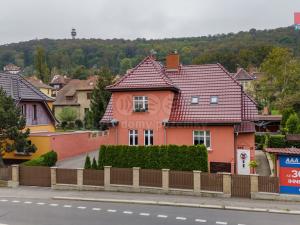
xmin=26 ymin=76 xmax=55 ymax=98
xmin=231 ymin=68 xmax=255 ymax=91
xmin=3 ymin=63 xmax=21 ymax=74
xmin=49 ymin=75 xmax=71 ymax=97
xmin=0 ymin=72 xmax=57 ymax=160
xmin=53 ymin=76 xmax=97 ymax=121
xmin=100 ymin=53 xmax=258 ymax=174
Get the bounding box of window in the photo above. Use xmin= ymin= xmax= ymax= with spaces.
xmin=133 ymin=96 xmax=148 ymax=112
xmin=191 ymin=96 xmax=199 ymax=104
xmin=21 ymin=104 xmax=27 ymax=117
xmin=66 ymin=96 xmax=73 ymax=101
xmin=210 ymin=96 xmax=218 ymax=104
xmin=87 ymin=92 xmax=92 ymax=100
xmin=144 ymin=130 xmax=153 ymax=146
xmin=129 ymin=130 xmax=138 ymax=146
xmin=193 ymin=131 xmax=211 ymax=149
xmin=33 ymin=105 xmax=37 ymax=120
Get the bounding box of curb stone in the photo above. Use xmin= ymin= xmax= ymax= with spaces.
xmin=52 ymin=196 xmax=300 ymax=215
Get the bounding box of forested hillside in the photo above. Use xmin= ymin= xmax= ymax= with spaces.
xmin=0 ymin=26 xmax=299 ymax=77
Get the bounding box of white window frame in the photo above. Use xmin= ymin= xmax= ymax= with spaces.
xmin=193 ymin=130 xmax=211 ymax=150
xmin=210 ymin=96 xmax=218 ymax=104
xmin=129 ymin=130 xmax=138 ymax=146
xmin=144 ymin=130 xmax=153 ymax=146
xmin=191 ymin=96 xmax=199 ymax=104
xmin=133 ymin=96 xmax=148 ymax=112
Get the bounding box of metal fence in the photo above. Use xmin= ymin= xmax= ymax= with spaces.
xmin=201 ymin=173 xmax=223 ymax=192
xmin=56 ymin=168 xmax=77 ymax=185
xmin=83 ymin=169 xmax=104 ymax=186
xmin=258 ymin=176 xmax=279 ymax=193
xmin=110 ymin=168 xmax=133 ymax=185
xmin=231 ymin=174 xmax=251 ymax=198
xmin=169 ymin=170 xmax=193 ymax=189
xmin=0 ymin=167 xmax=11 ymax=181
xmin=19 ymin=166 xmax=51 ymax=187
xmin=139 ymin=169 xmax=162 ymax=187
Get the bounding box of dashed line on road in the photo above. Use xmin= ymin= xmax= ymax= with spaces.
xmin=123 ymin=211 xmax=133 ymax=214
xmin=107 ymin=209 xmax=117 ymax=213
xmin=36 ymin=202 xmax=45 ymax=205
xmin=63 ymin=205 xmax=72 ymax=208
xmin=216 ymin=222 xmax=228 ymax=225
xmin=12 ymin=200 xmax=20 ymax=203
xmin=195 ymin=219 xmax=207 ymax=223
xmin=49 ymin=203 xmax=58 ymax=207
xmin=176 ymin=217 xmax=187 ymax=220
xmin=139 ymin=213 xmax=150 ymax=216
xmin=77 ymin=206 xmax=86 ymax=209
xmin=0 ymin=200 xmax=8 ymax=202
xmin=24 ymin=201 xmax=32 ymax=204
xmin=157 ymin=214 xmax=168 ymax=218
xmin=92 ymin=208 xmax=101 ymax=211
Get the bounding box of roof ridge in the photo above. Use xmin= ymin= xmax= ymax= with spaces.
xmin=216 ymin=63 xmax=243 ymax=88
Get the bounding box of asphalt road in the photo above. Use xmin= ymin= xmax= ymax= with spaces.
xmin=0 ymin=197 xmax=298 ymax=225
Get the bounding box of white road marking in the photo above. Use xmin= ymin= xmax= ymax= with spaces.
xmin=63 ymin=205 xmax=72 ymax=208
xmin=176 ymin=217 xmax=187 ymax=220
xmin=92 ymin=208 xmax=101 ymax=211
xmin=238 ymin=224 xmax=246 ymax=225
xmin=195 ymin=219 xmax=207 ymax=223
xmin=157 ymin=214 xmax=168 ymax=218
xmin=216 ymin=222 xmax=227 ymax=225
xmin=107 ymin=209 xmax=117 ymax=213
xmin=24 ymin=201 xmax=32 ymax=204
xmin=49 ymin=203 xmax=58 ymax=207
xmin=139 ymin=213 xmax=150 ymax=216
xmin=0 ymin=199 xmax=8 ymax=202
xmin=12 ymin=200 xmax=20 ymax=203
xmin=36 ymin=202 xmax=45 ymax=205
xmin=123 ymin=211 xmax=133 ymax=214
xmin=77 ymin=206 xmax=86 ymax=209
xmin=0 ymin=223 xmax=9 ymax=225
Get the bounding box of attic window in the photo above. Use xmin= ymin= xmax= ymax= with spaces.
xmin=210 ymin=96 xmax=218 ymax=104
xmin=191 ymin=96 xmax=199 ymax=104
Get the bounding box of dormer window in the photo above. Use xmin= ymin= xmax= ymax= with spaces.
xmin=191 ymin=96 xmax=199 ymax=104
xmin=210 ymin=96 xmax=218 ymax=104
xmin=133 ymin=96 xmax=148 ymax=112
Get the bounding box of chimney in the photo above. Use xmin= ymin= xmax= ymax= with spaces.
xmin=166 ymin=50 xmax=180 ymax=72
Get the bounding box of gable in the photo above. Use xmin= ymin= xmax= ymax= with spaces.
xmin=234 ymin=68 xmax=254 ymax=81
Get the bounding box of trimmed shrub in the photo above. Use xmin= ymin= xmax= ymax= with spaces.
xmin=75 ymin=119 xmax=83 ymax=129
xmin=91 ymin=157 xmax=98 ymax=169
xmin=84 ymin=155 xmax=92 ymax=169
xmin=98 ymin=145 xmax=208 ymax=172
xmin=23 ymin=151 xmax=57 ymax=167
xmin=265 ymin=135 xmax=286 ymax=148
xmin=61 ymin=121 xmax=68 ymax=130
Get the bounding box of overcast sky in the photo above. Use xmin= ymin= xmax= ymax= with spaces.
xmin=0 ymin=0 xmax=299 ymax=45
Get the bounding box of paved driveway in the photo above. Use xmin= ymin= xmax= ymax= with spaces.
xmin=255 ymin=150 xmax=271 ymax=176
xmin=56 ymin=150 xmax=98 ymax=168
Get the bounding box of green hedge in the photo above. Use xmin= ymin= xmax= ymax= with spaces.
xmin=265 ymin=135 xmax=286 ymax=148
xmin=23 ymin=151 xmax=58 ymax=167
xmin=98 ymin=145 xmax=208 ymax=172
xmin=255 ymin=134 xmax=266 ymax=150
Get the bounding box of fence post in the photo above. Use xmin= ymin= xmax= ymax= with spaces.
xmin=11 ymin=165 xmax=19 ymax=187
xmin=104 ymin=166 xmax=111 ymax=190
xmin=133 ymin=167 xmax=140 ymax=188
xmin=77 ymin=168 xmax=84 ymax=188
xmin=162 ymin=169 xmax=169 ymax=192
xmin=250 ymin=174 xmax=259 ymax=196
xmin=50 ymin=167 xmax=57 ymax=187
xmin=193 ymin=170 xmax=201 ymax=193
xmin=222 ymin=172 xmax=231 ymax=197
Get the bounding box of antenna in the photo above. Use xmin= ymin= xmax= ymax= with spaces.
xmin=71 ymin=28 xmax=77 ymax=39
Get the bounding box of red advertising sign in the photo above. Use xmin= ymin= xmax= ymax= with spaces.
xmin=295 ymin=12 xmax=300 ymax=24
xmin=280 ymin=167 xmax=300 ymax=187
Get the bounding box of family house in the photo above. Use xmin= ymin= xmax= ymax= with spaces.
xmin=26 ymin=76 xmax=55 ymax=98
xmin=231 ymin=68 xmax=255 ymax=92
xmin=100 ymin=53 xmax=258 ymax=174
xmin=53 ymin=76 xmax=97 ymax=121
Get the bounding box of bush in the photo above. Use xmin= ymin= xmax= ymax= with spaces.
xmin=286 ymin=114 xmax=300 ymax=134
xmin=58 ymin=107 xmax=77 ymax=122
xmin=67 ymin=121 xmax=75 ymax=129
xmin=61 ymin=121 xmax=67 ymax=130
xmin=23 ymin=151 xmax=58 ymax=167
xmin=255 ymin=134 xmax=266 ymax=150
xmin=84 ymin=155 xmax=91 ymax=169
xmin=97 ymin=145 xmax=208 ymax=171
xmin=265 ymin=135 xmax=286 ymax=148
xmin=91 ymin=157 xmax=98 ymax=169
xmin=75 ymin=119 xmax=83 ymax=129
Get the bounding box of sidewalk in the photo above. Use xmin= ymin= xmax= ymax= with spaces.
xmin=0 ymin=186 xmax=300 ymax=213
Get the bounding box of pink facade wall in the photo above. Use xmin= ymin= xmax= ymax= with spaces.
xmin=48 ymin=131 xmax=114 ymax=160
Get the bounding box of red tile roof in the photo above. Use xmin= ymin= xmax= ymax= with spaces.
xmin=265 ymin=147 xmax=300 ymax=155
xmin=101 ymin=56 xmax=258 ymax=125
xmin=106 ymin=56 xmax=178 ymax=92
